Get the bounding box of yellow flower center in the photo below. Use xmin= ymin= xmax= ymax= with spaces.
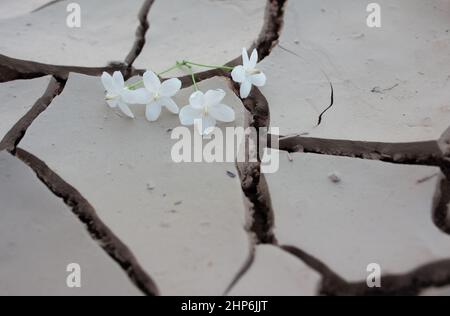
xmin=105 ymin=94 xmax=118 ymax=101
xmin=246 ymin=68 xmax=261 ymax=76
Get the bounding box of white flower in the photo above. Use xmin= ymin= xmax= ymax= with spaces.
xmin=179 ymin=89 xmax=235 ymax=135
xmin=101 ymin=71 xmax=136 ymax=118
xmin=133 ymin=70 xmax=182 ymax=122
xmin=231 ymin=48 xmax=267 ymax=98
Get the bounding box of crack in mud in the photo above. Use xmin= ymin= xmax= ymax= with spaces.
xmin=0 ymin=76 xmax=65 ymax=152
xmin=224 ymin=53 xmax=450 ymax=298
xmin=270 ymin=131 xmax=450 ymax=294
xmin=223 ymin=243 xmax=256 ymax=296
xmin=231 ymin=85 xmax=276 ymax=245
xmin=124 ymin=0 xmax=155 ymax=67
xmin=31 ymin=0 xmax=66 ymax=13
xmin=2 ymin=0 xmax=449 ymax=296
xmin=282 ymin=245 xmax=450 ymax=296
xmin=13 ymin=148 xmax=160 ymax=296
xmin=170 ymin=0 xmax=287 ymax=294
xmin=142 ymin=0 xmax=288 ymax=88
xmin=317 ymin=82 xmax=334 ymax=126
xmin=275 ymin=134 xmax=449 ymax=169
xmin=1 ymin=0 xmax=288 ymax=296
xmin=0 ymin=0 xmax=153 ymax=83
xmin=277 ymin=42 xmax=336 ymax=128
xmin=433 ymin=175 xmax=450 ymax=234
xmin=0 ymin=54 xmax=133 ymax=83
xmin=224 ymin=84 xmax=277 ymax=294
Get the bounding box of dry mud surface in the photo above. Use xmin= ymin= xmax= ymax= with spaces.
xmin=0 ymin=0 xmax=449 ymax=296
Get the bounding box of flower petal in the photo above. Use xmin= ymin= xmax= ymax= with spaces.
xmin=204 ymin=89 xmax=226 ymax=106
xmin=249 ymin=49 xmax=258 ymax=69
xmin=240 ymin=80 xmax=252 ymax=98
xmin=112 ymin=71 xmax=125 ymax=90
xmin=118 ymin=101 xmax=135 ymax=119
xmin=161 ymin=97 xmax=179 ymax=114
xmin=106 ymin=99 xmax=118 ymax=108
xmin=231 ymin=65 xmax=246 ymax=83
xmin=242 ymin=48 xmax=250 ymax=68
xmin=179 ymin=106 xmax=202 ymax=125
xmin=143 ymin=70 xmax=161 ymax=93
xmin=189 ymin=91 xmax=205 ymax=109
xmin=146 ymin=102 xmax=162 ymax=122
xmin=160 ymin=78 xmax=182 ymax=97
xmin=249 ymin=72 xmax=266 ymax=87
xmin=197 ymin=116 xmax=216 ymax=135
xmin=101 ymin=72 xmax=114 ymax=92
xmin=124 ymin=88 xmax=151 ymax=104
xmin=209 ymin=104 xmax=235 ymax=122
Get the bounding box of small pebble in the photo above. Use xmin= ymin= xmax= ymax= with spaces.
xmin=328 ymin=172 xmax=341 ymax=183
xmin=287 ymin=152 xmax=294 ymax=162
xmin=227 ymin=171 xmax=236 ymax=178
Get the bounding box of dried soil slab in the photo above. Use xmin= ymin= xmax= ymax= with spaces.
xmin=0 ymin=76 xmax=51 ymax=142
xmin=0 ymin=0 xmax=143 ymax=67
xmin=266 ymin=152 xmax=450 ymax=282
xmin=20 ymin=73 xmax=250 ymax=295
xmin=133 ymin=0 xmax=265 ymax=73
xmin=228 ymin=245 xmax=320 ymax=296
xmin=260 ymin=0 xmax=450 ymax=142
xmin=0 ymin=151 xmax=141 ymax=296
xmin=0 ymin=0 xmax=54 ymax=20
xmin=421 ymin=286 xmax=450 ymax=296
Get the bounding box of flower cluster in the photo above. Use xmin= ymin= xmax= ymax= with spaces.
xmin=101 ymin=49 xmax=266 ymax=135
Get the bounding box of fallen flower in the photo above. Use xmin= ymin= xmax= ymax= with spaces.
xmin=179 ymin=89 xmax=235 ymax=135
xmin=231 ymin=48 xmax=267 ymax=98
xmin=133 ymin=70 xmax=182 ymax=122
xmin=101 ymin=71 xmax=136 ymax=118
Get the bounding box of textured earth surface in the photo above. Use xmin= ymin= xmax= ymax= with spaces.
xmin=0 ymin=0 xmax=449 ymax=296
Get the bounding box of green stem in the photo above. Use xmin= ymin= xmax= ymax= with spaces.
xmin=126 ymin=64 xmax=181 ymax=90
xmin=158 ymin=64 xmax=181 ymax=76
xmin=179 ymin=62 xmax=199 ymax=91
xmin=126 ymin=60 xmax=233 ymax=90
xmin=126 ymin=80 xmax=144 ymax=90
xmin=183 ymin=60 xmax=234 ymax=71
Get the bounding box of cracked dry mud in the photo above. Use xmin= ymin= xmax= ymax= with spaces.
xmin=0 ymin=0 xmax=449 ymax=296
xmin=0 ymin=152 xmax=141 ymax=296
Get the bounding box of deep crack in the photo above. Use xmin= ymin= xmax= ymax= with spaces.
xmin=282 ymin=245 xmax=450 ymax=296
xmin=31 ymin=0 xmax=66 ymax=13
xmin=142 ymin=0 xmax=288 ymax=88
xmin=0 ymin=76 xmax=65 ymax=152
xmin=223 ymin=243 xmax=256 ymax=296
xmin=317 ymin=82 xmax=334 ymax=126
xmin=433 ymin=175 xmax=450 ymax=234
xmin=224 ymin=86 xmax=277 ymax=294
xmin=2 ymin=0 xmax=448 ymax=297
xmin=275 ymin=134 xmax=449 ymax=169
xmin=13 ymin=148 xmax=160 ymax=296
xmin=0 ymin=54 xmax=132 ymax=83
xmin=124 ymin=0 xmax=155 ymax=67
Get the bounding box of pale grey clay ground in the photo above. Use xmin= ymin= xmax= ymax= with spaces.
xmin=0 ymin=0 xmax=449 ymax=296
